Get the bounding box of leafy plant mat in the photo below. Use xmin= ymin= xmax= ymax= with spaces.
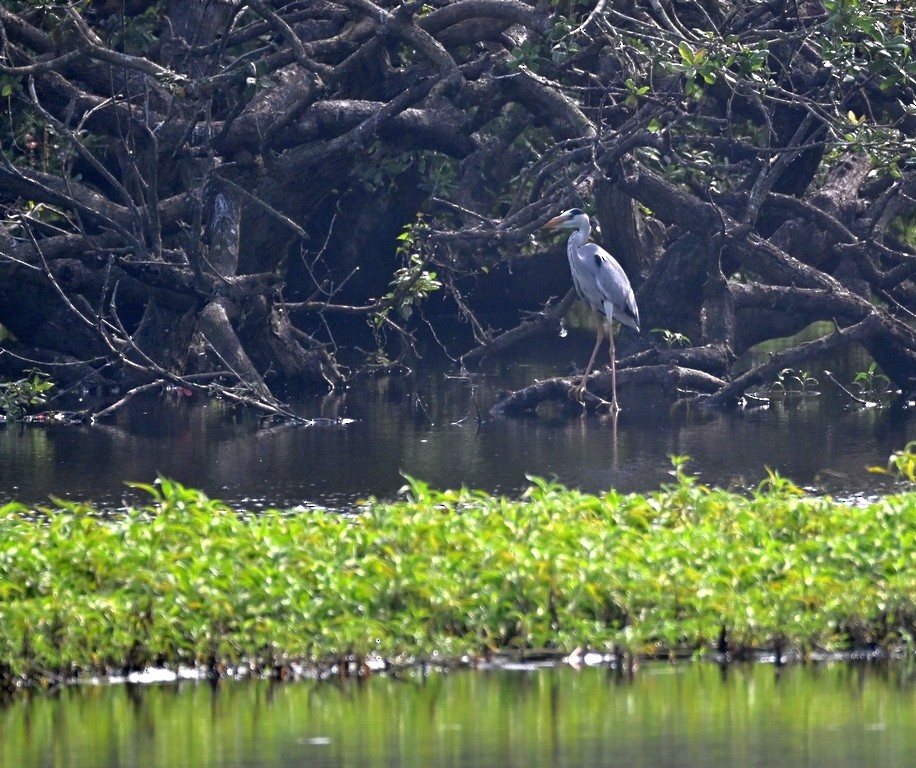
xmin=1 ymin=471 xmax=915 ymax=691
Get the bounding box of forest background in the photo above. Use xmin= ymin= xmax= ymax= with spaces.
xmin=0 ymin=0 xmax=915 ymax=416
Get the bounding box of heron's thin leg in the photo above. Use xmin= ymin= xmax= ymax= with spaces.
xmin=608 ymin=329 xmax=619 ymax=412
xmin=582 ymin=327 xmax=604 ymax=382
xmin=571 ymin=323 xmax=604 ymax=401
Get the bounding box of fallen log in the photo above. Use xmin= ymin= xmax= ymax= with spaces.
xmin=489 ymin=363 xmax=726 ymax=417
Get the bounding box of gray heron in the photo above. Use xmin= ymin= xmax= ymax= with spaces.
xmin=543 ymin=208 xmax=640 ymax=411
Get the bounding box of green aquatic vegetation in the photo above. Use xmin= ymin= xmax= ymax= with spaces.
xmin=853 ymin=361 xmax=892 ymax=401
xmin=872 ymin=441 xmax=916 ymax=483
xmin=766 ymin=368 xmax=819 ymax=396
xmin=1 ymin=471 xmax=916 ymax=690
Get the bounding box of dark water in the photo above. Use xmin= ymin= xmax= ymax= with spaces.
xmin=2 ymin=663 xmax=916 ymax=768
xmin=0 ymin=333 xmax=911 ymax=511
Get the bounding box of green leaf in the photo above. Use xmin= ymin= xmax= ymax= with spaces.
xmin=678 ymin=41 xmax=695 ymax=65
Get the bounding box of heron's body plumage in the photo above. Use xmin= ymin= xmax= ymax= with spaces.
xmin=565 ymin=232 xmax=639 ymax=335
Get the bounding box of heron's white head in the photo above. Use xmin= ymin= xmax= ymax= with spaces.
xmin=543 ymin=208 xmax=590 ymax=231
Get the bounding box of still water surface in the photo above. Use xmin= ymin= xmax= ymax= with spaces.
xmin=0 ymin=335 xmax=912 ymax=511
xmin=2 ymin=663 xmax=915 ymax=768
xmin=2 ymin=338 xmax=916 ymax=766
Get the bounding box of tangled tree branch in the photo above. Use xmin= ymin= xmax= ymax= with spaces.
xmin=0 ymin=0 xmax=913 ymax=416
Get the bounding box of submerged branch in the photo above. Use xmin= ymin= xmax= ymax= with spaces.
xmin=490 ymin=362 xmax=726 ymax=416
xmin=699 ymin=316 xmax=881 ymax=407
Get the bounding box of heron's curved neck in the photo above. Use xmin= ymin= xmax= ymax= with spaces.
xmin=566 ymin=219 xmax=590 ymax=258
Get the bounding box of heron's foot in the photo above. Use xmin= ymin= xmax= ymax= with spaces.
xmin=569 ymin=381 xmax=617 ymax=411
xmin=568 ymin=381 xmax=587 ymax=403
xmin=592 ymin=394 xmax=619 ymax=414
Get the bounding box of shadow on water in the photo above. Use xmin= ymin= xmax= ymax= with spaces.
xmin=2 ymin=663 xmax=916 ymax=768
xmin=0 ymin=331 xmax=912 ymax=511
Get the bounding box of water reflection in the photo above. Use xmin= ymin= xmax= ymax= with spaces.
xmin=0 ymin=335 xmax=911 ymax=511
xmin=2 ymin=664 xmax=915 ymax=768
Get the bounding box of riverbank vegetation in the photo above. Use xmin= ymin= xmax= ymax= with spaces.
xmin=2 ymin=464 xmax=915 ymax=693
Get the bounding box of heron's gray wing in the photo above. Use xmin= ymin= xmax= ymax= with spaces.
xmin=581 ymin=244 xmax=640 ymax=332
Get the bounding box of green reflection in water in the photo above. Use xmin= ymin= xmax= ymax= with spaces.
xmin=2 ymin=663 xmax=915 ymax=768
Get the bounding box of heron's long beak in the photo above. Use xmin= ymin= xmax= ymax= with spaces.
xmin=542 ymin=215 xmax=566 ymax=229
